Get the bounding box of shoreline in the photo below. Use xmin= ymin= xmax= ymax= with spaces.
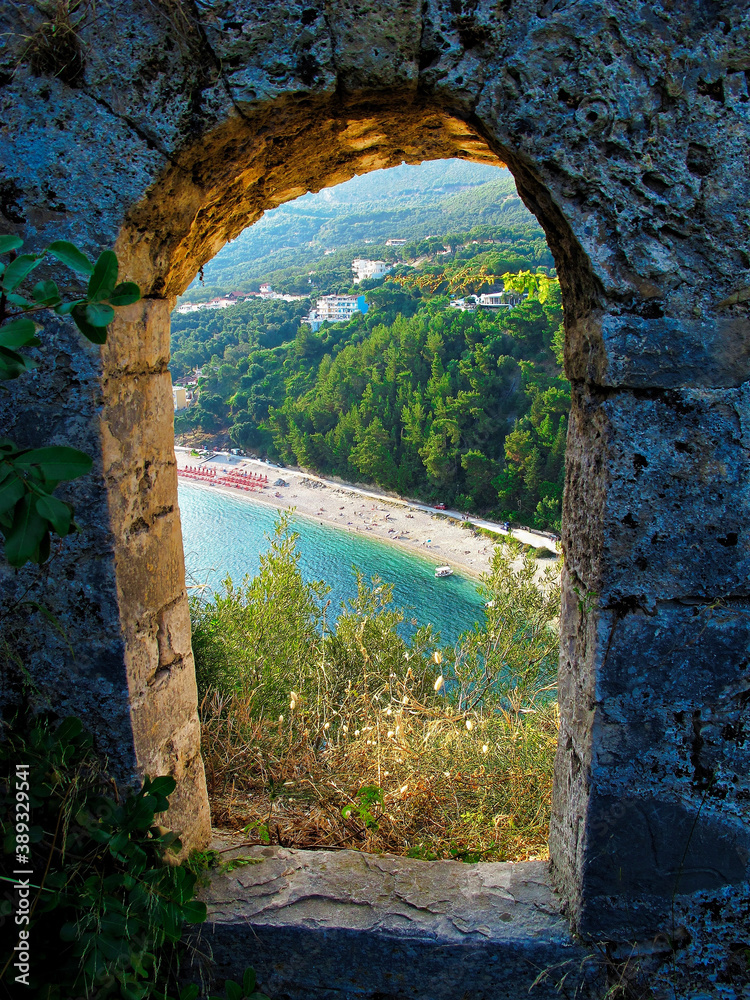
xmin=174 ymin=449 xmax=504 ymax=580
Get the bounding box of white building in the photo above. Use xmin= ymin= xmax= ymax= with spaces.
xmin=205 ymin=297 xmax=237 ymax=310
xmin=303 ymin=294 xmax=369 ymax=331
xmin=352 ymin=259 xmax=392 ymax=284
xmin=449 ymin=290 xmax=527 ymax=312
xmin=385 ymin=238 xmax=407 ymax=246
xmin=173 ymin=386 xmax=188 ymax=411
xmin=478 ymin=291 xmax=526 ymax=308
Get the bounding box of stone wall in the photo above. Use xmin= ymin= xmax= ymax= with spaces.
xmin=1 ymin=0 xmax=748 ymax=951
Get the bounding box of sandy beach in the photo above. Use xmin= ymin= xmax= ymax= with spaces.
xmin=174 ymin=448 xmax=560 ymax=580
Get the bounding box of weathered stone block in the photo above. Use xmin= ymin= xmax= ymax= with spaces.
xmin=326 ymin=0 xmax=422 ymax=92
xmin=552 ymin=569 xmax=750 ymax=940
xmin=188 ymin=844 xmax=602 ymax=999
xmin=202 ymin=1 xmax=337 ymax=104
xmin=567 ymin=313 xmax=750 ymax=389
xmin=102 ymin=299 xmax=171 ymax=377
xmin=563 ymin=381 xmax=750 ymax=604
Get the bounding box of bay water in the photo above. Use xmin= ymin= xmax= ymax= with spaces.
xmin=178 ymin=481 xmax=486 ymax=646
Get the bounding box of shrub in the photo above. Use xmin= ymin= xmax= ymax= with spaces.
xmin=194 ymin=520 xmax=561 ymax=862
xmin=0 ymin=712 xmax=207 ymax=999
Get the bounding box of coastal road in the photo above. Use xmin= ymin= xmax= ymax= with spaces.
xmin=178 ymin=448 xmax=560 ymax=556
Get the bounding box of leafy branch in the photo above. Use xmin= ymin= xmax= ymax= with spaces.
xmin=0 ymin=234 xmax=141 ymax=566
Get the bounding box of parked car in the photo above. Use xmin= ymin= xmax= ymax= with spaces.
xmin=434 ymin=502 xmax=446 ymax=510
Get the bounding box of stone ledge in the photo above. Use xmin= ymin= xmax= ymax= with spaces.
xmin=186 ymin=839 xmax=603 ymax=999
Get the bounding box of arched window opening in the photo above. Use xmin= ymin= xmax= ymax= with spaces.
xmin=168 ymin=156 xmax=567 ymax=865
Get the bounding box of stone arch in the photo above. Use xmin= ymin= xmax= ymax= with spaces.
xmin=1 ymin=0 xmax=749 ymax=952
xmin=102 ymin=91 xmax=596 ymax=863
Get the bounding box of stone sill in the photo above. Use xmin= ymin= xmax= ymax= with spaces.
xmin=186 ymin=833 xmax=601 ymax=999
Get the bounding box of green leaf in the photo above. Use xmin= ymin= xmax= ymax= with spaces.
xmin=15 ymin=446 xmax=93 ymax=481
xmin=0 ymin=344 xmax=35 ymax=380
xmin=88 ymin=250 xmax=119 ymax=301
xmin=0 ymin=318 xmax=38 ymax=348
xmin=148 ymin=775 xmax=177 ymax=797
xmin=55 ymin=299 xmax=83 ymax=316
xmin=37 ymin=493 xmax=72 ymax=535
xmin=55 ymin=716 xmax=84 ymax=742
xmin=159 ymin=831 xmax=182 ymax=853
xmin=32 ymin=279 xmax=62 ymax=306
xmin=47 ymin=240 xmax=94 ymax=275
xmin=4 ymin=494 xmax=47 ymax=566
xmin=162 ymin=900 xmax=185 ymax=942
xmin=0 ymin=235 xmax=23 ymax=253
xmin=181 ymin=900 xmax=207 ymax=924
xmin=109 ymin=830 xmax=129 ymax=854
xmin=224 ymin=981 xmax=243 ymax=1000
xmin=100 ymin=911 xmax=128 ymax=936
xmin=0 ymin=472 xmax=24 ymax=515
xmin=2 ymin=254 xmax=41 ymax=292
xmin=126 ymin=799 xmax=157 ymax=831
xmin=71 ymin=303 xmax=107 ymax=344
xmin=84 ymin=302 xmax=115 ymax=327
xmin=108 ymin=281 xmax=141 ymax=306
xmin=242 ymin=968 xmax=257 ymax=995
xmin=179 ymin=986 xmax=199 ymax=1000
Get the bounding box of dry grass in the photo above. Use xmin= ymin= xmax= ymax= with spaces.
xmin=194 ymin=522 xmax=561 ymax=862
xmin=23 ymin=1 xmax=87 ymax=85
xmin=200 ymin=675 xmax=558 ymax=862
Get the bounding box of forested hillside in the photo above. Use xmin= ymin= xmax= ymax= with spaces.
xmin=172 ymin=249 xmax=567 ymax=530
xmin=180 ymin=162 xmax=548 ymax=300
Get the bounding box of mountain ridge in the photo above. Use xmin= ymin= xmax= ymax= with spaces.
xmin=186 ymin=162 xmax=541 ymax=294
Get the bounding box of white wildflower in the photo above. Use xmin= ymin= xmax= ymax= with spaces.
xmin=434 ymin=675 xmax=444 ymax=692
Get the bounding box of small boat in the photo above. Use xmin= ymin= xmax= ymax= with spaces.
xmin=435 ymin=565 xmax=453 ymax=578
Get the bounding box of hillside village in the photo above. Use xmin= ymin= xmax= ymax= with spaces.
xmin=172 ymin=252 xmax=530 ymax=411
xmin=170 ymin=234 xmax=564 ymax=531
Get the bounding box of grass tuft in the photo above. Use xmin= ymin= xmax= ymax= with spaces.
xmin=25 ymin=1 xmax=87 ymax=85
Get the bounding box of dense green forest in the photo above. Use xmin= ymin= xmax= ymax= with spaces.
xmin=171 ymin=241 xmax=568 ymax=530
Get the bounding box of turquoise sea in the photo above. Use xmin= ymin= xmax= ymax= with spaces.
xmin=178 ymin=481 xmax=486 ymax=647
